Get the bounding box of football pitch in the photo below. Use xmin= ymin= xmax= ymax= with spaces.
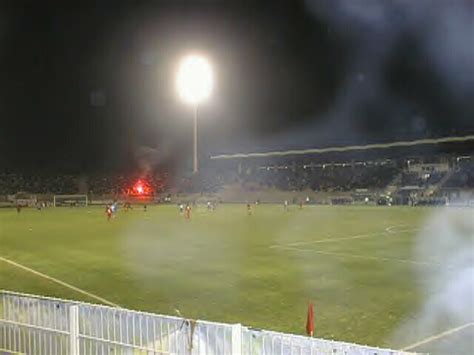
xmin=1 ymin=204 xmax=472 ymax=353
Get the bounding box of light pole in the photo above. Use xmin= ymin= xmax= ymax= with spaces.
xmin=193 ymin=105 xmax=198 ymax=173
xmin=176 ymin=54 xmax=213 ymax=174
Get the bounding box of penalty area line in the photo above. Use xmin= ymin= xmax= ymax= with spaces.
xmin=271 ymin=245 xmax=442 ymax=267
xmin=401 ymin=322 xmax=474 ymax=351
xmin=283 ymin=232 xmax=376 ymax=247
xmin=274 ymin=225 xmax=422 ymax=248
xmin=0 ymin=255 xmax=119 ymax=308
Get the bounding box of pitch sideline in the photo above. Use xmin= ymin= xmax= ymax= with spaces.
xmin=0 ymin=255 xmax=119 ymax=307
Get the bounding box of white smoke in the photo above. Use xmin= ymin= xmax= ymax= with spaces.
xmin=118 ymin=212 xmax=244 ymax=318
xmin=306 ymin=0 xmax=474 ymax=95
xmin=391 ymin=207 xmax=474 ymax=354
xmin=134 ymin=141 xmax=173 ymax=174
xmin=255 ymin=0 xmax=474 ymax=149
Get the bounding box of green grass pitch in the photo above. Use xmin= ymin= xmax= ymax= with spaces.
xmin=0 ymin=204 xmax=466 ymax=351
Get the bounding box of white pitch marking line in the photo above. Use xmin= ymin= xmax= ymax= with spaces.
xmin=385 ymin=224 xmax=408 ymax=234
xmin=284 ymin=232 xmax=376 ymax=247
xmin=386 ymin=225 xmax=424 ymax=235
xmin=0 ymin=255 xmax=120 ymax=307
xmin=275 ymin=224 xmax=421 ymax=248
xmin=401 ymin=322 xmax=474 ymax=351
xmin=272 ymin=245 xmax=442 ymax=266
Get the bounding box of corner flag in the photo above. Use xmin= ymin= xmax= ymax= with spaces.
xmin=306 ymin=302 xmax=314 ymax=337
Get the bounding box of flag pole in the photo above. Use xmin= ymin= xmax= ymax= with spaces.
xmin=306 ymin=302 xmax=314 ymax=337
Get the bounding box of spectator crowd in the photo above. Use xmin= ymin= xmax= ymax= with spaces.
xmin=0 ymin=172 xmax=167 ymax=196
xmin=0 ymin=157 xmax=472 ymax=196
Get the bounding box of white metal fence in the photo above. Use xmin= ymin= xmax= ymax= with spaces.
xmin=0 ymin=290 xmax=413 ymax=355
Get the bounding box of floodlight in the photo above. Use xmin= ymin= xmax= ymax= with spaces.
xmin=176 ymin=55 xmax=213 ymax=105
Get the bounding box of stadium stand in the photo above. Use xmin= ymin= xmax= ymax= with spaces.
xmin=0 ymin=173 xmax=77 ymax=195
xmin=175 ymin=153 xmax=473 ymax=205
xmin=0 ymin=172 xmax=167 ymax=196
xmin=0 ymin=151 xmax=472 ymax=207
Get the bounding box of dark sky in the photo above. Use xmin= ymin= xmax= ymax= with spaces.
xmin=0 ymin=0 xmax=473 ymax=172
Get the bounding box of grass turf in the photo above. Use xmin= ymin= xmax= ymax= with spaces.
xmin=0 ymin=204 xmax=462 ymax=350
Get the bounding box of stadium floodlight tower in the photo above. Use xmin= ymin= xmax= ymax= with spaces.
xmin=176 ymin=54 xmax=213 ymax=174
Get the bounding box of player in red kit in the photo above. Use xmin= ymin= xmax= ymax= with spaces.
xmin=185 ymin=204 xmax=191 ymax=219
xmin=106 ymin=205 xmax=112 ymax=221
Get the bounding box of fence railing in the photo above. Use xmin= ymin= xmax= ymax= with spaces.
xmin=0 ymin=290 xmax=413 ymax=354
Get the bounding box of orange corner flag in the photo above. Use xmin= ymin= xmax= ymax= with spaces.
xmin=306 ymin=302 xmax=314 ymax=337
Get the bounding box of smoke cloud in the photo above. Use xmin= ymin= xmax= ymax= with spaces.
xmin=134 ymin=141 xmax=174 ymax=174
xmin=253 ymin=0 xmax=474 ymax=151
xmin=391 ymin=207 xmax=474 ymax=354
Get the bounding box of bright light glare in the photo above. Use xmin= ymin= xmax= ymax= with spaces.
xmin=176 ymin=55 xmax=213 ymax=104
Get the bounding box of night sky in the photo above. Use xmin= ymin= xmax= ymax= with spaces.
xmin=0 ymin=0 xmax=473 ymax=172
